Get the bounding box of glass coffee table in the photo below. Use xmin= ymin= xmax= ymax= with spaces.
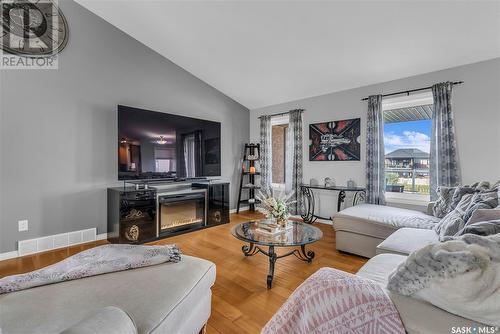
xmin=231 ymin=220 xmax=323 ymax=288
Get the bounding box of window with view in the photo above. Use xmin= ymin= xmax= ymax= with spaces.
xmin=383 ymin=92 xmax=433 ymax=199
xmin=271 ymin=116 xmax=289 ymax=188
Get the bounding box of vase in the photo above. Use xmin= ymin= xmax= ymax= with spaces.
xmin=277 ymin=218 xmax=287 ymax=227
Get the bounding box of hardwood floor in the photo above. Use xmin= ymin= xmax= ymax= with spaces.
xmin=0 ymin=211 xmax=367 ymax=334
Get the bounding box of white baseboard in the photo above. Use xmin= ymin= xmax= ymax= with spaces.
xmin=0 ymin=228 xmax=106 ymax=261
xmin=230 ymin=206 xmax=249 ymax=213
xmin=0 ymin=250 xmax=19 ymax=261
xmin=96 ymin=233 xmax=108 ymax=240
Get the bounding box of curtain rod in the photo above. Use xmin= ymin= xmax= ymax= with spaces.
xmin=361 ymin=81 xmax=464 ymax=101
xmin=258 ymin=108 xmax=304 ymax=119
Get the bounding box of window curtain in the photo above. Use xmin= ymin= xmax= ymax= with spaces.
xmin=366 ymin=95 xmax=386 ymax=205
xmin=285 ymin=109 xmax=304 ymax=215
xmin=183 ymin=134 xmax=196 ymax=178
xmin=430 ymin=82 xmax=461 ymax=200
xmin=259 ymin=115 xmax=272 ymax=189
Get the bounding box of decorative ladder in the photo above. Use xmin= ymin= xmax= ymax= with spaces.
xmin=236 ymin=143 xmax=261 ymax=213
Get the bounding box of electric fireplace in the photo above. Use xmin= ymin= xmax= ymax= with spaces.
xmin=158 ymin=190 xmax=206 ymax=236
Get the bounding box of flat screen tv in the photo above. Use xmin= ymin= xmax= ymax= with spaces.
xmin=118 ymin=105 xmax=221 ymax=180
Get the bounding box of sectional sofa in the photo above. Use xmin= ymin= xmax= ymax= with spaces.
xmin=356 ymin=253 xmax=481 ymax=333
xmin=333 ymin=203 xmax=439 ymax=258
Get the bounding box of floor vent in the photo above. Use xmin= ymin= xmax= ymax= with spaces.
xmin=18 ymin=228 xmax=97 ymax=256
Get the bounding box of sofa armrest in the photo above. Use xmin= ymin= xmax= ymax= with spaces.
xmin=61 ymin=306 xmax=137 ymax=334
xmin=426 ymin=202 xmax=436 ymax=216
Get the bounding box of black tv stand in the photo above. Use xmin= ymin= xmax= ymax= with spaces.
xmin=108 ymin=179 xmax=229 ymax=244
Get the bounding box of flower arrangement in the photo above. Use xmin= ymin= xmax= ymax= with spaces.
xmin=256 ymin=187 xmax=296 ymax=224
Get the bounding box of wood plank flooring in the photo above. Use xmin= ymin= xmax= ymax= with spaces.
xmin=0 ymin=211 xmax=367 ymax=334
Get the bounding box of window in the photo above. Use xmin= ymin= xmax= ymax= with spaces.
xmin=383 ymin=92 xmax=433 ymax=199
xmin=271 ymin=115 xmax=289 ymax=188
xmin=154 ymin=147 xmax=175 ymax=173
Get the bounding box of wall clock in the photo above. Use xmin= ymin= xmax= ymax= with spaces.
xmin=1 ymin=0 xmax=68 ymax=57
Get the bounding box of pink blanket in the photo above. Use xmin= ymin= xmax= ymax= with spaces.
xmin=262 ymin=268 xmax=405 ymax=334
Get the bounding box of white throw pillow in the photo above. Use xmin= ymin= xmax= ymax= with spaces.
xmin=387 ymin=234 xmax=500 ymax=326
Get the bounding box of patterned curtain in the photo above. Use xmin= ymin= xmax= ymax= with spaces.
xmin=366 ymin=95 xmax=386 ymax=205
xmin=430 ymin=82 xmax=461 ymax=200
xmin=260 ymin=115 xmax=272 ymax=189
xmin=286 ymin=109 xmax=304 ymax=215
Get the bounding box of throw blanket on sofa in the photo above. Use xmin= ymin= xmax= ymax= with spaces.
xmin=387 ymin=234 xmax=500 ymax=326
xmin=0 ymin=244 xmax=181 ymax=294
xmin=262 ymin=268 xmax=405 ymax=334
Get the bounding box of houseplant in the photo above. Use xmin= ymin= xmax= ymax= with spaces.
xmin=256 ymin=188 xmax=296 ymax=226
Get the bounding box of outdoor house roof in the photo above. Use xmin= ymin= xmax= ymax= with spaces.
xmin=385 ymin=148 xmax=430 ymax=159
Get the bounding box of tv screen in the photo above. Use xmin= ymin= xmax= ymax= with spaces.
xmin=118 ymin=105 xmax=221 ymax=180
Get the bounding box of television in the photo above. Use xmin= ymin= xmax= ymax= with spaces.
xmin=118 ymin=105 xmax=221 ymax=181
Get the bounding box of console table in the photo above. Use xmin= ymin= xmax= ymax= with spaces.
xmin=300 ymin=184 xmax=366 ymax=223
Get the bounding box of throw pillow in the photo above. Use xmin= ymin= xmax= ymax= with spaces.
xmin=387 ymin=234 xmax=500 ymax=327
xmin=492 ymin=180 xmax=500 ymax=208
xmin=433 ymin=186 xmax=456 ymax=218
xmin=455 ymin=220 xmax=500 ymax=237
xmin=467 ymin=208 xmax=500 ymax=224
xmin=434 ymin=190 xmax=498 ymax=241
xmin=463 ymin=190 xmax=498 ymax=223
xmin=450 ymin=185 xmax=476 ymax=211
xmin=434 ymin=193 xmax=474 ymax=239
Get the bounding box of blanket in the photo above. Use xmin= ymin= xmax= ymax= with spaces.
xmin=387 ymin=234 xmax=500 ymax=326
xmin=262 ymin=268 xmax=405 ymax=334
xmin=0 ymin=244 xmax=181 ymax=294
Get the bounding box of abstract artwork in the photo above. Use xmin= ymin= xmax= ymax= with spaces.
xmin=309 ymin=118 xmax=361 ymax=161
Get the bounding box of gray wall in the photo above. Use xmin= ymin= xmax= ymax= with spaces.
xmin=250 ymin=58 xmax=500 ymax=219
xmin=0 ymin=0 xmax=249 ymax=252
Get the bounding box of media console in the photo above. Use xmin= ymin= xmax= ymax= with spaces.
xmin=107 ymin=180 xmax=230 ymax=244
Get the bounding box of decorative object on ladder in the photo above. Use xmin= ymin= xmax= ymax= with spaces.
xmin=237 ymin=143 xmax=261 ymax=213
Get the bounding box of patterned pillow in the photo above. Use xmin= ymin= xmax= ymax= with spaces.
xmin=433 ymin=186 xmax=456 ymax=218
xmin=448 ymin=182 xmax=491 ymax=211
xmin=434 ymin=194 xmax=474 ymax=239
xmin=463 ymin=190 xmax=498 ymax=223
xmin=468 ymin=209 xmax=500 ymax=224
xmin=450 ymin=186 xmax=476 ymax=211
xmin=492 ymin=180 xmax=500 ymax=208
xmin=434 ymin=191 xmax=498 ymax=240
xmin=456 ymin=220 xmax=500 ymax=237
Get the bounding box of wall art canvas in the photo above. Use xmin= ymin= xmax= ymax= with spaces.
xmin=309 ymin=118 xmax=361 ymax=161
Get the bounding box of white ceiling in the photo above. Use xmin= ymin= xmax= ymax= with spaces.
xmin=76 ymin=0 xmax=500 ymax=109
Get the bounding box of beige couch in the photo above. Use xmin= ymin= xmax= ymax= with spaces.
xmin=0 ymin=255 xmax=216 ymax=334
xmin=333 ymin=203 xmax=439 ymax=258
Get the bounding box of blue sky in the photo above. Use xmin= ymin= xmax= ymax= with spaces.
xmin=384 ymin=120 xmax=431 ymax=154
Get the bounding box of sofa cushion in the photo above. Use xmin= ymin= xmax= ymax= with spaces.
xmin=376 ymin=228 xmax=439 ymax=256
xmin=61 ymin=306 xmax=137 ymax=334
xmin=0 ymin=255 xmax=216 ymax=334
xmin=356 ymin=253 xmax=407 ymax=283
xmin=334 ymin=204 xmax=439 ymax=238
xmin=357 ymin=254 xmax=483 ymax=334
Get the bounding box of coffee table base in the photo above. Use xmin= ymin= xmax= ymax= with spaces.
xmin=242 ymin=243 xmax=315 ymax=289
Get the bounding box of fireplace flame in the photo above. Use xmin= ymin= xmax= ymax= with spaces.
xmin=161 ymin=218 xmax=203 ymax=230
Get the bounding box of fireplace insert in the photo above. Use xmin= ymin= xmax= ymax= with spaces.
xmin=158 ymin=190 xmax=206 ymax=236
